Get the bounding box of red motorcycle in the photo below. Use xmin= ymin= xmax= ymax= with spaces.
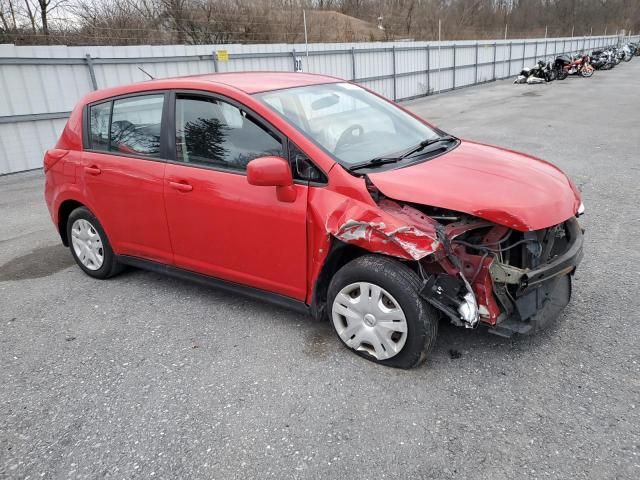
xmin=564 ymin=53 xmax=595 ymax=77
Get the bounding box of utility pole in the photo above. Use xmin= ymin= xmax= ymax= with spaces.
xmin=303 ymin=10 xmax=309 ymax=66
xmin=437 ymin=19 xmax=441 ymax=94
xmin=503 ymin=24 xmax=508 ymax=79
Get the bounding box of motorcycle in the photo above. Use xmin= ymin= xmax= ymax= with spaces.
xmin=611 ymin=47 xmax=623 ymax=64
xmin=553 ymin=55 xmax=571 ymax=80
xmin=562 ymin=53 xmax=594 ymax=77
xmin=591 ymin=50 xmax=615 ymax=70
xmin=513 ymin=60 xmax=550 ymax=84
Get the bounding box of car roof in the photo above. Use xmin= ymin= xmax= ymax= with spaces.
xmin=193 ymin=71 xmax=342 ymax=94
xmin=82 ymin=71 xmax=343 ymax=105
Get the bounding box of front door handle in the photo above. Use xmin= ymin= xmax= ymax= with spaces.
xmin=169 ymin=181 xmax=193 ymax=192
xmin=85 ymin=165 xmax=101 ymax=175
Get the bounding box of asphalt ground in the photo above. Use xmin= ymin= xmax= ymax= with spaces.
xmin=1 ymin=61 xmax=639 ymax=479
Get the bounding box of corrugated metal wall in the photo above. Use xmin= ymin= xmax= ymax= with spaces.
xmin=0 ymin=34 xmax=635 ymax=175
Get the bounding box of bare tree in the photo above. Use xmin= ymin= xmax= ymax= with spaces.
xmin=2 ymin=0 xmax=639 ymax=46
xmin=0 ymin=0 xmax=18 ymax=32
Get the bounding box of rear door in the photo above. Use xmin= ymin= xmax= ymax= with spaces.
xmin=82 ymin=93 xmax=172 ymax=264
xmin=162 ymin=93 xmax=308 ymax=300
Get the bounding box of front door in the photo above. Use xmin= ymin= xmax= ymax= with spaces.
xmin=163 ymin=94 xmax=308 ymax=300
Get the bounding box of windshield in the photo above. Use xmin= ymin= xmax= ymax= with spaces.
xmin=256 ymin=83 xmax=440 ymax=166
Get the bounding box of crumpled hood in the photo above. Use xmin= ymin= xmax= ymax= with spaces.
xmin=367 ymin=140 xmax=581 ymax=232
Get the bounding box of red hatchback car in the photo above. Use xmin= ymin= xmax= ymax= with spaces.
xmin=44 ymin=72 xmax=584 ymax=368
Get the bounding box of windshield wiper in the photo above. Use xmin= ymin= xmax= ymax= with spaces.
xmin=348 ymin=156 xmax=401 ymax=171
xmin=399 ymin=135 xmax=457 ymax=160
xmin=347 ymin=135 xmax=457 ymax=172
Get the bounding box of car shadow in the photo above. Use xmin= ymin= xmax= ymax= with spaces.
xmin=107 ymin=266 xmax=570 ymax=369
xmin=429 ymin=306 xmax=572 ymax=365
xmin=0 ymin=244 xmax=74 ymax=281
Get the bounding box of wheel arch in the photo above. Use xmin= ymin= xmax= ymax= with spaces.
xmin=57 ymin=199 xmax=86 ymax=246
xmin=310 ymin=238 xmax=420 ymax=322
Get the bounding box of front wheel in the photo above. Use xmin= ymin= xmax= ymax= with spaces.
xmin=557 ymin=70 xmax=568 ymax=80
xmin=327 ymin=255 xmax=439 ymax=369
xmin=580 ymin=66 xmax=594 ymax=77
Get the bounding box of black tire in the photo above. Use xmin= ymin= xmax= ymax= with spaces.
xmin=66 ymin=206 xmax=123 ymax=279
xmin=557 ymin=70 xmax=568 ymax=80
xmin=327 ymin=255 xmax=438 ymax=369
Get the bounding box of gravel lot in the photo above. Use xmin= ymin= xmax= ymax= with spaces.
xmin=1 ymin=62 xmax=639 ymax=480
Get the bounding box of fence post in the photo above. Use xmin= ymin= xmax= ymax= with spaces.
xmin=84 ymin=54 xmax=98 ymax=91
xmin=452 ymin=44 xmax=456 ymax=89
xmin=351 ymin=47 xmax=356 ymax=81
xmin=392 ymin=45 xmax=397 ymax=101
xmin=506 ymin=41 xmax=512 ymax=78
xmin=426 ymin=45 xmax=430 ymax=95
xmin=492 ymin=42 xmax=497 ymax=81
xmin=474 ymin=42 xmax=479 ymax=84
xmin=212 ymin=52 xmax=219 ymax=73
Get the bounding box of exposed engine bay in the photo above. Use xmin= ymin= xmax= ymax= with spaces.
xmin=325 ymin=183 xmax=584 ymax=337
xmin=412 ymin=203 xmax=583 ymax=336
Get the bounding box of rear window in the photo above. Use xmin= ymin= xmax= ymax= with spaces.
xmin=86 ymin=94 xmax=164 ymax=157
xmin=88 ymin=102 xmax=110 ymax=151
xmin=110 ymin=95 xmax=163 ymax=156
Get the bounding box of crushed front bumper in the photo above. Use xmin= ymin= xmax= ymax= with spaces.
xmin=517 ymin=217 xmax=583 ymax=296
xmin=489 ymin=217 xmax=584 ymax=336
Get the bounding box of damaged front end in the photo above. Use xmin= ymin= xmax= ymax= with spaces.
xmin=323 ymin=195 xmax=481 ymax=330
xmin=430 ymin=209 xmax=584 ymax=335
xmin=322 ymin=184 xmax=583 ymax=335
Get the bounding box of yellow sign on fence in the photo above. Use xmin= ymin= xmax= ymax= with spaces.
xmin=216 ymin=50 xmax=229 ymax=62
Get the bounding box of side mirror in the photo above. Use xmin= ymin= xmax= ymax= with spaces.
xmin=246 ymin=156 xmax=296 ymax=203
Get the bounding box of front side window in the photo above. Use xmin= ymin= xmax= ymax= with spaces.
xmin=88 ymin=101 xmax=111 ymax=151
xmin=256 ymin=83 xmax=440 ymax=166
xmin=175 ymin=96 xmax=283 ymax=171
xmin=109 ymin=95 xmax=164 ymax=156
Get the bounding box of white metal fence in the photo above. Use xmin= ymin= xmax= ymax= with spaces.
xmin=0 ymin=34 xmax=637 ymax=175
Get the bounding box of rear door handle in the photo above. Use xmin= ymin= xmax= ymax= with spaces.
xmin=85 ymin=165 xmax=101 ymax=175
xmin=169 ymin=181 xmax=193 ymax=192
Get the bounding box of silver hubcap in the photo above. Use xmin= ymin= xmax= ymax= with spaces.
xmin=71 ymin=219 xmax=104 ymax=271
xmin=331 ymin=282 xmax=408 ymax=361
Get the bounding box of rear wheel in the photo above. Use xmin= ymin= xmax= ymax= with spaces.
xmin=327 ymin=255 xmax=438 ymax=369
xmin=557 ymin=69 xmax=568 ymax=80
xmin=67 ymin=207 xmax=122 ymax=279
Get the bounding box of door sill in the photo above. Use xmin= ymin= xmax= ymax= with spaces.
xmin=116 ymin=255 xmax=310 ymax=315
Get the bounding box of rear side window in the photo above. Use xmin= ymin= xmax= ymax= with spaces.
xmin=110 ymin=95 xmax=164 ymax=156
xmin=89 ymin=102 xmax=111 ymax=151
xmin=175 ymin=96 xmax=283 ymax=171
